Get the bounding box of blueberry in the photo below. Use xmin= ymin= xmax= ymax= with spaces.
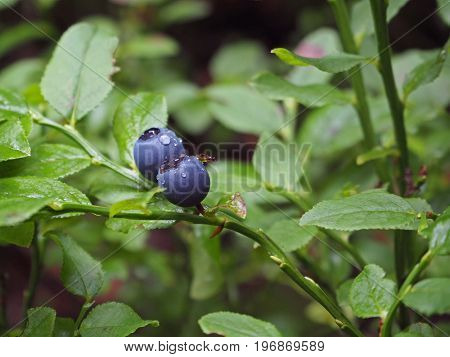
xmin=157 ymin=156 xmax=210 ymax=207
xmin=133 ymin=128 xmax=185 ymax=182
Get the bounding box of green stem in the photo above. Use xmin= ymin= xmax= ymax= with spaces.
xmin=278 ymin=190 xmax=367 ymax=268
xmin=329 ymin=0 xmax=390 ymax=184
xmin=369 ymin=1 xmax=413 ymax=327
xmin=23 ymin=222 xmax=41 ymax=316
xmin=51 ymin=203 xmax=363 ymax=336
xmin=369 ymin=0 xmax=409 ymax=192
xmin=381 ymin=250 xmax=434 ymax=336
xmin=74 ymin=299 xmax=93 ymax=336
xmin=31 ymin=113 xmax=150 ymax=189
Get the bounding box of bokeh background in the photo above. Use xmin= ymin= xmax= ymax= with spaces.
xmin=0 ymin=0 xmax=449 ymax=336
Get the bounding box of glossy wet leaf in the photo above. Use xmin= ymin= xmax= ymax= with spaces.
xmin=41 ymin=22 xmax=118 ymax=120
xmin=113 ymin=92 xmax=168 ymax=165
xmin=53 ymin=234 xmax=104 ymax=299
xmin=0 ymin=143 xmax=90 ymax=178
xmin=207 ymin=84 xmax=283 ymax=135
xmin=403 ymin=278 xmax=450 ymax=315
xmin=0 ymin=119 xmax=30 ymax=162
xmin=22 ymin=307 xmax=56 ymax=337
xmin=299 ymin=191 xmax=422 ymax=231
xmin=349 ymin=264 xmax=396 ymax=319
xmin=79 ymin=302 xmax=158 ymax=337
xmin=0 ymin=197 xmax=50 ymax=226
xmin=266 ymin=219 xmax=316 ymax=252
xmin=0 ymin=176 xmax=90 ymax=206
xmin=271 ymin=48 xmax=368 ymax=73
xmin=199 ymin=311 xmax=282 ymax=337
xmin=403 ymin=45 xmax=448 ymax=100
xmin=0 ymin=221 xmax=34 ymax=247
xmin=250 ymin=72 xmax=350 ymax=107
xmin=189 ymin=225 xmax=223 ymax=300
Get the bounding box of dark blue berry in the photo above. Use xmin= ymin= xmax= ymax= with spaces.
xmin=133 ymin=127 xmax=185 ymax=182
xmin=157 ymin=156 xmax=210 ymax=207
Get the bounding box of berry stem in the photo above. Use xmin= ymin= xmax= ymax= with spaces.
xmin=49 ymin=202 xmax=363 ymax=337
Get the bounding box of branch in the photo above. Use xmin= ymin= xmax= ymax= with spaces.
xmin=329 ymin=0 xmax=390 ymax=184
xmin=50 ymin=202 xmax=363 ymax=336
xmin=31 ymin=112 xmax=150 ymax=189
xmin=381 ymin=250 xmax=435 ymax=336
xmin=278 ymin=190 xmax=367 ymax=268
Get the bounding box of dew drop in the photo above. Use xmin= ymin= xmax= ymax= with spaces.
xmin=181 ymin=172 xmax=187 ymax=178
xmin=159 ymin=134 xmax=171 ymax=145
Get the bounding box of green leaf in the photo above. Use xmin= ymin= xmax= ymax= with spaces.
xmin=53 ymin=234 xmax=104 ymax=299
xmin=0 ymin=58 xmax=45 ymax=91
xmin=0 ymin=221 xmax=34 ymax=247
xmin=41 ymin=22 xmax=119 ymax=120
xmin=403 ymin=45 xmax=448 ymax=100
xmin=0 ymin=197 xmax=50 ymax=226
xmin=266 ymin=219 xmax=316 ymax=253
xmin=336 ymin=279 xmax=353 ymax=308
xmin=53 ymin=317 xmax=75 ymax=337
xmin=437 ymin=0 xmax=450 ymax=26
xmin=395 ymin=323 xmax=434 ymax=337
xmin=271 ymin=48 xmax=368 ymax=73
xmin=208 ymin=161 xmax=262 ymax=194
xmin=206 ymin=84 xmax=283 ymax=135
xmin=356 ymin=147 xmax=400 ymax=166
xmin=298 ymin=105 xmax=361 ymax=157
xmin=0 ymin=143 xmax=90 ymax=178
xmin=158 ymin=0 xmax=210 ymax=26
xmin=199 ymin=311 xmax=282 ymax=337
xmin=253 ymin=132 xmax=303 ymax=191
xmin=250 ymin=72 xmax=351 ymax=107
xmin=79 ymin=302 xmax=158 ymax=337
xmin=351 ymin=0 xmax=410 ymax=44
xmin=22 ymin=307 xmax=56 ymax=337
xmin=113 ymin=92 xmax=167 ymax=166
xmin=403 ymin=278 xmax=450 ymax=315
xmin=109 ymin=187 xmax=164 ymax=218
xmin=0 ymin=87 xmax=29 ymax=116
xmin=299 ymin=190 xmax=422 ymax=231
xmin=0 ymin=119 xmax=30 ymax=162
xmin=210 ymin=40 xmax=269 ymax=81
xmin=189 ymin=225 xmax=223 ymax=300
xmin=349 ymin=264 xmax=396 ymax=319
xmin=0 ymin=22 xmax=54 ymax=58
xmin=0 ymin=176 xmax=90 ymax=221
xmin=0 ymin=176 xmax=90 ymax=205
xmin=119 ymin=34 xmax=179 ymax=60
xmin=428 ymin=207 xmax=450 ymax=255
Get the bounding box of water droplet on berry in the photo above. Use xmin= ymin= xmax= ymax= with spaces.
xmin=159 ymin=134 xmax=171 ymax=145
xmin=181 ymin=172 xmax=187 ymax=178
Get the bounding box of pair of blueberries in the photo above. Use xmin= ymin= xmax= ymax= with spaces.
xmin=133 ymin=128 xmax=210 ymax=207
